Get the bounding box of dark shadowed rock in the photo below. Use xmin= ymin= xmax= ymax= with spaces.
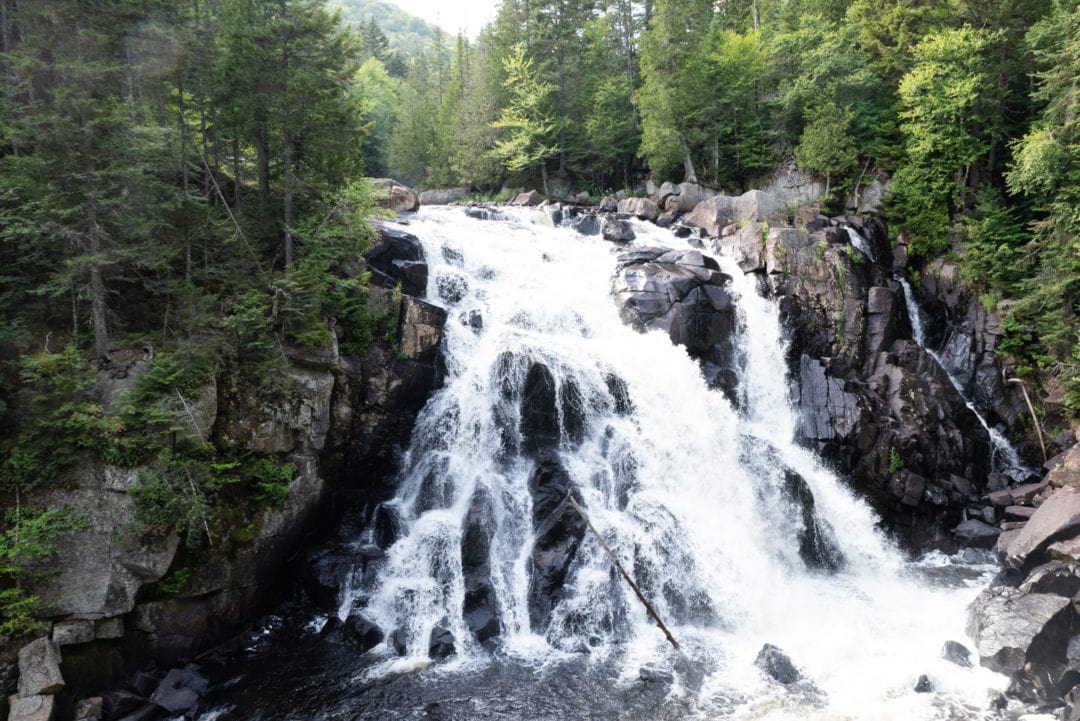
xmin=149 ymin=667 xmax=208 ymax=715
xmin=953 ymin=519 xmax=1002 ymax=549
xmin=342 ymin=614 xmax=384 ymax=653
xmin=941 ymin=640 xmax=973 ymax=668
xmin=602 ymin=218 xmax=636 ymax=242
xmin=527 ymin=454 xmax=586 ymax=630
xmin=461 ymin=487 xmax=501 ymax=643
xmin=914 ymin=675 xmax=934 ymax=693
xmin=755 ymin=644 xmax=801 ymax=684
xmin=428 ymin=626 xmax=456 ymax=659
xmin=521 ymin=363 xmax=559 ymax=456
xmin=784 ymin=470 xmax=845 ymax=572
xmin=572 ymin=213 xmax=600 ymax=236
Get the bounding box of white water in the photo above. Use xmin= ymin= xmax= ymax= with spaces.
xmin=845 ymin=227 xmax=876 ymax=263
xmin=352 ymin=207 xmax=1005 ymax=718
xmin=897 ymin=278 xmax=1025 ymax=476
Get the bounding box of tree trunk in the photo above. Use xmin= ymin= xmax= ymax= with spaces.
xmin=283 ymin=130 xmax=294 ymax=268
xmin=541 ymin=162 xmax=550 ymax=196
xmin=255 ymin=119 xmax=271 ymax=238
xmin=680 ymin=135 xmax=698 ymax=184
xmin=178 ymin=75 xmax=192 ymax=283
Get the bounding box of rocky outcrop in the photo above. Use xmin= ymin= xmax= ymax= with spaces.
xmin=418 ymin=187 xmax=469 ymax=205
xmin=12 ymin=219 xmax=448 ymax=693
xmin=369 ymin=178 xmax=420 ymax=213
xmin=611 ymin=248 xmax=739 ymax=398
xmin=527 ymin=454 xmax=586 ymax=631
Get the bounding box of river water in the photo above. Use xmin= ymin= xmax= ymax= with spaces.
xmin=201 ymin=207 xmax=1016 ymax=721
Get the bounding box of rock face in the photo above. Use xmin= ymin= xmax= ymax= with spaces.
xmin=367 ymin=223 xmax=428 ymax=296
xmin=967 ymin=585 xmax=1073 ymax=674
xmin=18 ymin=220 xmax=448 ymax=685
xmin=527 ymin=454 xmax=587 ymax=631
xmin=17 ymin=639 xmax=64 ymax=696
xmin=369 ymin=178 xmax=420 ymax=212
xmin=612 ymin=248 xmax=738 ymax=399
xmin=418 ymin=187 xmax=468 ymax=205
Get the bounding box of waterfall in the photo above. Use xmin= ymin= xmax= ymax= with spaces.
xmin=331 ymin=208 xmax=1004 ymax=719
xmin=897 ymin=278 xmax=1026 ymax=476
xmin=844 ymin=226 xmax=876 ymax=262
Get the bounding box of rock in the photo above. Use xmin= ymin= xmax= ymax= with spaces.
xmin=527 ymin=454 xmax=586 ymax=630
xmin=617 ymin=197 xmax=660 ymax=221
xmin=369 ymin=178 xmax=420 ymax=212
xmin=671 ymin=182 xmax=719 ymax=213
xmin=1006 ymin=505 xmax=1037 ymax=521
xmin=342 ymin=614 xmax=384 ymax=652
xmin=398 ymin=297 xmax=447 ymax=364
xmin=1019 ymin=561 xmax=1080 ymax=597
xmin=1012 ymin=480 xmax=1050 ymax=505
xmin=94 ymin=617 xmax=123 ymax=640
xmin=941 ymin=640 xmax=973 ymax=668
xmin=52 ymin=619 xmax=94 ymax=646
xmin=465 ymin=206 xmax=504 ymax=221
xmin=1001 ymin=487 xmax=1080 ymax=570
xmin=755 ymin=644 xmax=801 ymax=685
xmin=1049 ymin=446 xmax=1080 ymax=489
xmin=914 ymin=674 xmax=934 ymax=693
xmin=657 ymin=182 xmax=679 ymax=202
xmin=7 ymin=695 xmax=55 ymax=721
xmin=149 ymin=667 xmax=208 ymax=715
xmin=966 ymin=585 xmax=1073 ymax=674
xmin=461 ymin=488 xmax=501 ymax=643
xmin=684 ymin=195 xmax=735 ymax=237
xmin=367 ymin=224 xmax=427 ymax=296
xmin=510 ymin=189 xmax=544 ymax=206
xmin=112 ymin=704 xmax=161 ymax=721
xmin=1050 ymin=536 xmax=1080 ymax=563
xmin=952 ymin=519 xmax=1001 ymax=548
xmin=428 ymin=626 xmax=456 ymax=659
xmin=571 ymin=213 xmax=600 ymax=236
xmin=783 ymin=468 xmax=845 ymax=571
xmin=1006 ymin=664 xmax=1063 ymax=705
xmin=639 ymin=665 xmax=674 ymax=684
xmin=75 ymin=696 xmax=104 ymax=720
xmin=520 ymin=362 xmax=559 ymax=456
xmin=655 ymin=209 xmax=679 ymax=228
xmin=18 ymin=638 xmax=64 ymax=697
xmin=602 ymin=218 xmax=636 ymax=242
xmin=418 ymin=187 xmax=468 ymax=205
xmin=599 ymin=196 xmax=618 ymax=212
xmin=989 ymin=489 xmax=1012 ymax=507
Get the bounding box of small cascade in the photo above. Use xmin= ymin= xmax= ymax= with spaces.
xmin=898 ymin=277 xmax=1026 ymax=476
xmin=844 ymin=226 xmax=876 ymax=262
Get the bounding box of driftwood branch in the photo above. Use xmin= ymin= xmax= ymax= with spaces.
xmin=1006 ymin=377 xmax=1047 ymax=463
xmin=567 ymin=496 xmax=680 ymax=650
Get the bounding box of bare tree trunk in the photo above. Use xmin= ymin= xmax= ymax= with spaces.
xmin=232 ymin=137 xmax=242 ymax=211
xmin=178 ymin=75 xmax=192 ymax=283
xmin=283 ymin=129 xmax=294 ymax=268
xmin=680 ymin=135 xmax=698 ymax=184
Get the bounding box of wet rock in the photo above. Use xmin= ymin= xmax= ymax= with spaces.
xmin=302 ymin=544 xmax=352 ymax=611
xmin=572 ymin=213 xmax=600 ymax=236
xmin=639 ymin=665 xmax=674 ymax=684
xmin=656 ymin=209 xmax=679 ymax=228
xmin=755 ymin=644 xmax=801 ymax=685
xmin=462 ymin=487 xmax=501 ymax=643
xmin=18 ymin=638 xmax=64 ymax=697
xmin=527 ymin=454 xmax=586 ymax=630
xmin=436 ymin=272 xmax=469 ymax=305
xmin=783 ymin=469 xmax=845 ymax=572
xmin=428 ymin=626 xmax=456 ymax=659
xmin=914 ymin=675 xmax=934 ymax=693
xmin=342 ymin=614 xmax=385 ymax=652
xmin=149 ymin=667 xmax=209 ymax=715
xmin=521 ymin=362 xmax=559 ymax=456
xmin=367 ymin=224 xmax=426 ymax=295
xmin=604 ymin=373 xmax=632 ymax=415
xmin=510 ymin=189 xmax=545 ymax=206
xmin=602 ymin=218 xmax=636 ymax=243
xmin=966 ymin=585 xmax=1073 ymax=675
xmin=941 ymin=640 xmax=973 ymax=668
xmin=1001 ymin=487 xmax=1080 ymax=570
xmin=1006 ymin=664 xmax=1063 ymax=705
xmin=8 ymin=695 xmax=55 ymax=721
xmin=465 ymin=206 xmax=504 ymax=221
xmin=399 ymin=296 xmax=447 ymax=364
xmin=953 ymin=519 xmax=1001 ymax=548
xmin=76 ymin=696 xmax=104 ymax=720
xmin=1020 ymin=561 xmax=1080 ymax=598
xmin=389 ymin=628 xmax=406 ymax=656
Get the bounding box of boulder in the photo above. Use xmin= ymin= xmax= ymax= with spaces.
xmin=952 ymin=519 xmax=1001 ymax=549
xmin=655 ymin=209 xmax=679 ymax=228
xmin=75 ymin=696 xmax=104 ymax=720
xmin=18 ymin=638 xmax=65 ymax=697
xmin=342 ymin=614 xmax=384 ymax=652
xmin=366 ymin=224 xmax=427 ymax=296
xmin=1000 ymin=487 xmax=1080 ymax=570
xmin=598 ymin=196 xmax=618 ymax=212
xmin=520 ymin=362 xmax=559 ymax=456
xmin=7 ymin=695 xmax=54 ymax=721
xmin=461 ymin=487 xmax=501 ymax=643
xmin=52 ymin=619 xmax=94 ymax=646
xmin=914 ymin=675 xmax=934 ymax=693
xmin=754 ymin=644 xmax=800 ymax=684
xmin=465 ymin=207 xmax=505 ymax=221
xmin=617 ymin=197 xmax=660 ymax=221
xmin=671 ymin=182 xmax=719 ymax=213
xmin=572 ymin=213 xmax=600 ymax=236
xmin=941 ymin=640 xmax=973 ymax=668
xmin=510 ymin=190 xmax=545 ymax=206
xmin=398 ymin=297 xmax=447 ymax=364
xmin=966 ymin=585 xmax=1073 ymax=674
xmin=657 ymin=182 xmax=679 ymax=202
xmin=683 ymin=195 xmax=735 ymax=237
xmin=602 ymin=218 xmax=636 ymax=243
xmin=428 ymin=626 xmax=456 ymax=659
xmin=149 ymin=667 xmax=209 ymax=715
xmin=418 ymin=187 xmax=468 ymax=205
xmin=369 ymin=178 xmax=419 ymax=212
xmin=527 ymin=454 xmax=586 ymax=630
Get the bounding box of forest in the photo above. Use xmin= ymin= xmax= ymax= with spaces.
xmin=0 ymin=0 xmax=1077 ymax=632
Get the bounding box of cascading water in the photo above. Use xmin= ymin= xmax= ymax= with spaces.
xmin=844 ymin=227 xmax=876 ymax=263
xmin=205 ymin=207 xmax=1012 ymax=721
xmin=897 ymin=278 xmax=1026 ymax=477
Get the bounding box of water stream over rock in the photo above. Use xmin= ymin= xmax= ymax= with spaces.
xmin=201 ymin=208 xmax=1014 ymax=720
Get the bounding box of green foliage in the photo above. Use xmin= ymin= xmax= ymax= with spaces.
xmin=489 ymin=44 xmax=557 ymax=186
xmin=795 ymin=111 xmax=858 ymax=195
xmin=0 ymin=506 xmax=88 ymax=636
xmin=888 ymin=448 xmax=903 ymax=474
xmin=0 ymin=345 xmax=102 ymax=493
xmin=959 ymin=187 xmax=1030 ymax=294
xmin=249 ymin=458 xmax=297 ymax=507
